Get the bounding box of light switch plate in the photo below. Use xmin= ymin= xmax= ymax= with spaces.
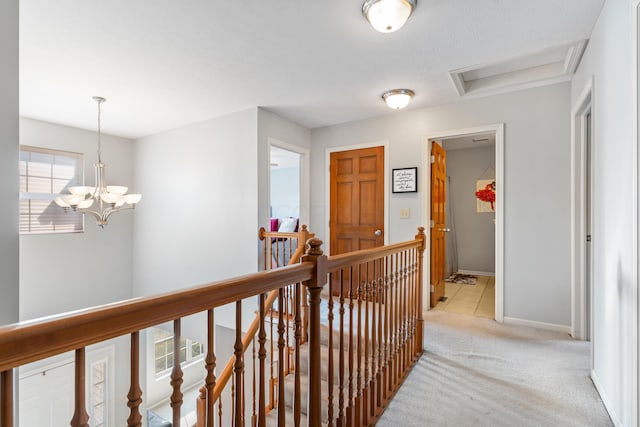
xmin=400 ymin=208 xmax=411 ymax=219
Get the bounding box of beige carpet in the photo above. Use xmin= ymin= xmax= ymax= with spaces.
xmin=377 ymin=311 xmax=612 ymax=427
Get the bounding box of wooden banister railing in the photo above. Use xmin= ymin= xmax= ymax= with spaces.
xmin=0 ymin=262 xmax=312 ymax=373
xmin=208 ymin=226 xmax=312 ymax=402
xmin=0 ymin=227 xmax=425 ymax=427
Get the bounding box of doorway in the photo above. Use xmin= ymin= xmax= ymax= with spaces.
xmin=424 ymin=124 xmax=505 ymax=322
xmin=270 ymin=145 xmax=301 ymax=220
xmin=329 ymin=146 xmax=385 ymax=255
xmin=429 ymin=134 xmax=497 ymax=318
xmin=325 ymin=142 xmax=389 ymax=255
xmin=19 ymin=346 xmax=115 ymax=427
xmin=585 ymin=111 xmax=592 ymax=341
xmin=268 ymin=139 xmax=310 ymax=229
xmin=570 ymin=79 xmax=593 ymax=343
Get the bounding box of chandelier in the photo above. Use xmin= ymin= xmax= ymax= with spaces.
xmin=54 ymin=96 xmax=141 ymax=227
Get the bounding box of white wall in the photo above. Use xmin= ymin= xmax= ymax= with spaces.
xmin=257 ymin=108 xmax=311 ymax=230
xmin=132 ymin=109 xmax=265 ymax=418
xmin=0 ymin=0 xmax=19 ymax=326
xmin=571 ymin=0 xmax=638 ymax=425
xmin=132 ymin=109 xmax=259 ymax=331
xmin=310 ymin=83 xmax=571 ymax=327
xmin=19 ymin=118 xmax=135 ymax=320
xmin=445 ymin=145 xmax=496 ymax=274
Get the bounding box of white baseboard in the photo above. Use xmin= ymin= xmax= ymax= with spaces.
xmin=457 ymin=269 xmax=495 ymax=277
xmin=591 ymin=370 xmax=621 ymax=426
xmin=502 ymin=316 xmax=571 ymax=334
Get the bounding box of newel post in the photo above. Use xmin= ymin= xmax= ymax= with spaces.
xmin=415 ymin=227 xmax=426 ymax=354
xmin=301 ymin=238 xmax=327 ymax=427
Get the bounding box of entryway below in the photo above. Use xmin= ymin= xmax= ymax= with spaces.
xmin=432 ymin=275 xmax=494 ymax=318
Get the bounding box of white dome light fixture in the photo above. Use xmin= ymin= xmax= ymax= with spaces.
xmin=362 ymin=0 xmax=417 ymax=33
xmin=382 ymin=89 xmax=415 ymax=110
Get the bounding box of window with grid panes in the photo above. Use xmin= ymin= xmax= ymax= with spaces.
xmin=90 ymin=359 xmax=108 ymax=427
xmin=19 ymin=145 xmax=84 ymax=234
xmin=154 ymin=328 xmax=204 ymax=376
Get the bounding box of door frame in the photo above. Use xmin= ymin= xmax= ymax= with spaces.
xmin=633 ymin=0 xmax=640 ymax=422
xmin=268 ymin=137 xmax=310 ymax=227
xmin=325 ymin=141 xmax=389 ymax=255
xmin=570 ymin=77 xmax=594 ymax=344
xmin=423 ymin=124 xmax=505 ymax=322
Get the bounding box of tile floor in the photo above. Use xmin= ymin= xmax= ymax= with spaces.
xmin=432 ymin=275 xmax=495 ymax=318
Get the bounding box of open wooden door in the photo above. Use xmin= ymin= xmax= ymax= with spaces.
xmin=431 ymin=141 xmax=446 ymax=307
xmin=330 ymin=146 xmax=384 ymax=255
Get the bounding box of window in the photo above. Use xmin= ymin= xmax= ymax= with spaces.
xmin=153 ymin=328 xmax=205 ymax=376
xmin=90 ymin=360 xmax=108 ymax=427
xmin=19 ymin=145 xmax=84 ymax=234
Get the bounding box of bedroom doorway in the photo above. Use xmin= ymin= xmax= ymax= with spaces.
xmin=268 ymin=139 xmax=310 ymax=227
xmin=425 ymin=124 xmax=505 ymax=322
xmin=269 ymin=145 xmax=302 ymax=222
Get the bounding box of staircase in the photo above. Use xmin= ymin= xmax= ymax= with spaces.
xmin=0 ymin=227 xmax=425 ymax=427
xmin=263 ymin=282 xmax=421 ymax=427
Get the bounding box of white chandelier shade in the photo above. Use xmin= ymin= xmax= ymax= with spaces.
xmin=54 ymin=97 xmax=141 ymax=227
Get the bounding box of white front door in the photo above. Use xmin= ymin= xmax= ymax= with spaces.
xmin=19 ymin=361 xmax=75 ymax=426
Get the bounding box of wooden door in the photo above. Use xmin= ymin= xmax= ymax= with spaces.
xmin=430 ymin=141 xmax=446 ymax=307
xmin=330 ymin=146 xmax=384 ymax=255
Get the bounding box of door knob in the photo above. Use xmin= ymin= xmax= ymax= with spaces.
xmin=374 ymin=229 xmax=382 ymax=236
xmin=443 ymin=228 xmax=451 ymax=232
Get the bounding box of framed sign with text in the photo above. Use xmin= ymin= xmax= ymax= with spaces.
xmin=392 ymin=167 xmax=417 ymax=193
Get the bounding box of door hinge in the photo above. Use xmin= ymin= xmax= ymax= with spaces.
xmin=586 ymin=234 xmax=591 ymax=242
xmin=430 ymin=285 xmax=435 ymax=292
xmin=430 ymin=155 xmax=435 ymax=164
xmin=430 ymin=219 xmax=435 ymax=228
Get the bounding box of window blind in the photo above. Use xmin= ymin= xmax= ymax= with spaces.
xmin=19 ymin=145 xmax=84 ymax=234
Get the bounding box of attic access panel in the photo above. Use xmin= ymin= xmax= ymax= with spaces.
xmin=449 ymin=40 xmax=587 ymax=97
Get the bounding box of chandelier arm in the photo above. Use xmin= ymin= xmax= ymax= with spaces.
xmin=80 ymin=209 xmax=104 ymax=223
xmin=102 ymin=206 xmax=123 ymax=224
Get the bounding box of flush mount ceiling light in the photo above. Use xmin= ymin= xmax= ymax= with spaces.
xmin=362 ymin=0 xmax=417 ymax=33
xmin=55 ymin=96 xmax=142 ymax=227
xmin=382 ymin=89 xmax=415 ymax=110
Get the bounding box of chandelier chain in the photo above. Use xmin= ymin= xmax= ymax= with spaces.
xmin=97 ymin=98 xmax=102 ymax=163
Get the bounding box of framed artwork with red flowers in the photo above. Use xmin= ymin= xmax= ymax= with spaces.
xmin=475 ymin=179 xmax=495 ymax=212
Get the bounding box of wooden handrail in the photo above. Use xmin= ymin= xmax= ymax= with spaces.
xmin=326 ymin=238 xmax=423 ymax=272
xmin=0 ymin=263 xmax=313 ymax=373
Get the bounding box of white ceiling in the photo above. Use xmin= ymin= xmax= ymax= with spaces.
xmin=441 ymin=133 xmax=495 ymax=151
xmin=19 ymin=0 xmax=604 ymax=139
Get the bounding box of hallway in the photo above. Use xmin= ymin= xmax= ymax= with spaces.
xmin=377 ymin=311 xmax=611 ymax=426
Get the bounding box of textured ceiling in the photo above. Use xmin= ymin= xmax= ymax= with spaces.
xmin=19 ymin=0 xmax=604 ymax=139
